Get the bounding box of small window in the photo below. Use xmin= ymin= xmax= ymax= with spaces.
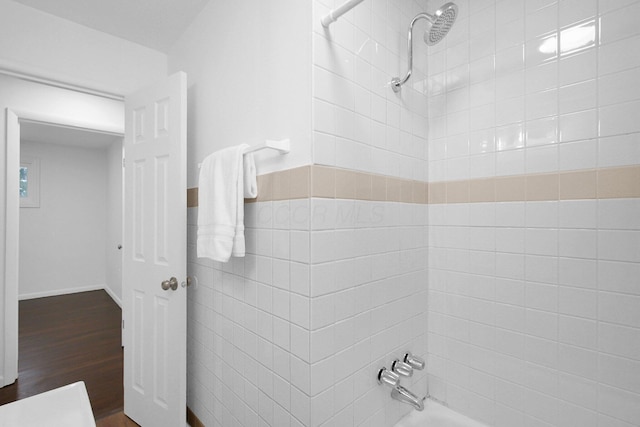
xmin=20 ymin=157 xmax=40 ymax=208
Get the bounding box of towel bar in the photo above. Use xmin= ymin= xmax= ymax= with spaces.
xmin=243 ymin=139 xmax=290 ymax=154
xmin=197 ymin=139 xmax=290 ymax=169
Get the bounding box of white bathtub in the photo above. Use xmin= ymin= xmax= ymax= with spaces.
xmin=0 ymin=381 xmax=95 ymax=427
xmin=394 ymin=399 xmax=488 ymax=427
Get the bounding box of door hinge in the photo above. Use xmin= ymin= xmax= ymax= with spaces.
xmin=122 ymin=319 xmax=125 ymax=330
xmin=122 ymin=157 xmax=125 ymax=168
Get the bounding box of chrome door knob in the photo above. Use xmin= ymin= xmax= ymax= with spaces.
xmin=378 ymin=367 xmax=400 ymax=387
xmin=392 ymin=359 xmax=414 ymax=377
xmin=161 ymin=277 xmax=178 ymax=291
xmin=404 ymin=352 xmax=425 ymax=370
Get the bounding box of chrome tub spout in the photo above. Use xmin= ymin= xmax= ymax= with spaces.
xmin=391 ymin=385 xmax=425 ymax=411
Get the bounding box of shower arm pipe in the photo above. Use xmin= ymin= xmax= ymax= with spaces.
xmin=391 ymin=13 xmax=431 ymax=93
xmin=321 ymin=0 xmax=365 ymax=27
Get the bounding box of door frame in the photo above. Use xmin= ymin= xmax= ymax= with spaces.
xmin=3 ymin=107 xmax=124 ymax=386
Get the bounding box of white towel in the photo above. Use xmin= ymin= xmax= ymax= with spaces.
xmin=243 ymin=152 xmax=257 ymax=199
xmin=197 ymin=144 xmax=256 ymax=262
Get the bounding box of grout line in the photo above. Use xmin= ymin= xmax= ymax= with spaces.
xmin=594 ymin=0 xmax=602 ymax=411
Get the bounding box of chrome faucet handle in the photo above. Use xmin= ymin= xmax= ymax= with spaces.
xmin=378 ymin=367 xmax=400 ymax=387
xmin=392 ymin=359 xmax=414 ymax=377
xmin=404 ymin=352 xmax=425 ymax=370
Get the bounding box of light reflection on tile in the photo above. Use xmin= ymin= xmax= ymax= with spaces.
xmin=536 ymin=34 xmax=558 ymax=57
xmin=497 ymin=123 xmax=525 ymax=151
xmin=560 ymin=20 xmax=596 ymax=55
xmin=526 ymin=116 xmax=558 ymax=146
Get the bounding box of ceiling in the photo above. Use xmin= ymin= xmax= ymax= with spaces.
xmin=20 ymin=121 xmax=121 ymax=149
xmin=12 ymin=0 xmax=210 ymax=52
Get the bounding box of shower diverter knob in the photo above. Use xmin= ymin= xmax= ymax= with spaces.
xmin=392 ymin=359 xmax=414 ymax=377
xmin=404 ymin=352 xmax=425 ymax=370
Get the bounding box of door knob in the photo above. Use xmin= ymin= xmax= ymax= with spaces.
xmin=161 ymin=277 xmax=178 ymax=291
xmin=181 ymin=276 xmax=193 ymax=288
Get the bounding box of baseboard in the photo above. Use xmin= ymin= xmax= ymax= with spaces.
xmin=187 ymin=406 xmax=205 ymax=427
xmin=19 ymin=284 xmax=123 ymax=307
xmin=103 ymin=285 xmax=122 ymax=308
xmin=19 ymin=284 xmax=105 ymax=301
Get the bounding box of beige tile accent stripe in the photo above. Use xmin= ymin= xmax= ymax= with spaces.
xmin=431 ymin=165 xmax=640 ymax=204
xmin=187 ymin=165 xmax=428 ymax=207
xmin=186 ymin=164 xmax=640 ymax=207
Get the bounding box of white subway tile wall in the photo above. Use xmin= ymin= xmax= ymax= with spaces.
xmin=183 ymin=0 xmax=640 ymax=425
xmin=427 ymin=0 xmax=640 ymax=426
xmin=312 ymin=0 xmax=431 ymax=182
xmin=429 ymin=198 xmax=640 ymax=425
xmin=297 ymin=4 xmax=436 ymax=421
xmin=188 ymin=199 xmax=428 ymax=427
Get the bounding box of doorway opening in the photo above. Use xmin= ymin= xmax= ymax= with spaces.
xmin=2 ymin=112 xmax=125 ymax=420
xmin=18 ymin=122 xmax=123 ymax=303
xmin=4 ymin=72 xmax=187 ymax=426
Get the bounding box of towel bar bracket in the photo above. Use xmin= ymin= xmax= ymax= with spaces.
xmin=243 ymin=139 xmax=290 ymax=155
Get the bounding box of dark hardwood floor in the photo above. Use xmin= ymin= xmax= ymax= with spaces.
xmin=95 ymin=411 xmax=141 ymax=427
xmin=0 ymin=290 xmax=124 ymax=421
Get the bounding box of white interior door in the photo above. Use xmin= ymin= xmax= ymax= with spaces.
xmin=123 ymin=71 xmax=187 ymax=427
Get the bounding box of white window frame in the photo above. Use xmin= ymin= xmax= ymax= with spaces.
xmin=20 ymin=156 xmax=40 ymax=208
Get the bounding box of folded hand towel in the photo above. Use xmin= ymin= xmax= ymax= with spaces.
xmin=197 ymin=144 xmax=254 ymax=262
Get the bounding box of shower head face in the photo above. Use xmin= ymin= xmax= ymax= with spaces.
xmin=424 ymin=2 xmax=458 ymax=46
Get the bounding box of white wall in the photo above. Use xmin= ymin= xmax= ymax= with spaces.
xmin=19 ymin=141 xmax=108 ymax=299
xmin=0 ymin=0 xmax=167 ymax=96
xmin=0 ymin=74 xmax=124 ymax=381
xmin=167 ymin=0 xmax=313 ymax=187
xmin=426 ymin=0 xmax=640 ymax=426
xmin=0 ymin=0 xmax=164 ymax=382
xmin=181 ymin=0 xmax=640 ymax=425
xmin=298 ymin=1 xmax=432 ymax=426
xmin=186 ymin=198 xmax=428 ymax=427
xmin=179 ymin=1 xmax=432 ymax=426
xmin=106 ymin=139 xmax=123 ymax=305
xmin=312 ymin=0 xmax=430 ymax=182
xmin=168 ymin=0 xmax=314 ymax=423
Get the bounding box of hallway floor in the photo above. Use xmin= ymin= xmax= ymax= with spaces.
xmin=0 ymin=290 xmax=127 ymax=422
